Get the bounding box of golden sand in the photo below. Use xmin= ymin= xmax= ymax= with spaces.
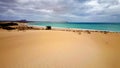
xmin=0 ymin=30 xmax=120 ymax=68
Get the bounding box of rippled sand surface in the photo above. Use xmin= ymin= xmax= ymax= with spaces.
xmin=0 ymin=30 xmax=120 ymax=68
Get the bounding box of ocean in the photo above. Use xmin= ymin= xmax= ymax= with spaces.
xmin=29 ymin=22 xmax=120 ymax=32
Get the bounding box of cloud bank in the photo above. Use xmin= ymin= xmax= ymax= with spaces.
xmin=0 ymin=0 xmax=120 ymax=22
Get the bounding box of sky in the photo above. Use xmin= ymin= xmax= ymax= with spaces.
xmin=0 ymin=0 xmax=120 ymax=22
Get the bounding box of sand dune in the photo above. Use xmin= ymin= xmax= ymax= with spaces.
xmin=0 ymin=30 xmax=120 ymax=68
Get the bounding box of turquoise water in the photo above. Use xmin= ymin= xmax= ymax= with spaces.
xmin=29 ymin=22 xmax=120 ymax=32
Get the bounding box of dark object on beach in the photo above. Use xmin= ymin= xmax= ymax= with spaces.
xmin=3 ymin=26 xmax=15 ymax=30
xmin=0 ymin=23 xmax=18 ymax=30
xmin=73 ymin=30 xmax=75 ymax=32
xmin=46 ymin=26 xmax=51 ymax=30
xmin=103 ymin=31 xmax=108 ymax=34
xmin=78 ymin=32 xmax=81 ymax=35
xmin=0 ymin=23 xmax=18 ymax=27
xmin=86 ymin=30 xmax=91 ymax=34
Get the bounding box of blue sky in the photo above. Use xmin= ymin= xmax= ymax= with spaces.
xmin=0 ymin=0 xmax=120 ymax=22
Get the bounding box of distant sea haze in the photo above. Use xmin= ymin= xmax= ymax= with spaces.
xmin=29 ymin=22 xmax=120 ymax=32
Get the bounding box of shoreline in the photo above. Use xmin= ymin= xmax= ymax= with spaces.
xmin=0 ymin=22 xmax=120 ymax=33
xmin=28 ymin=24 xmax=120 ymax=33
xmin=27 ymin=22 xmax=120 ymax=33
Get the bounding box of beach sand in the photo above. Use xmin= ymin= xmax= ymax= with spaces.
xmin=0 ymin=30 xmax=120 ymax=68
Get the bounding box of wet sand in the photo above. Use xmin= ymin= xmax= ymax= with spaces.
xmin=0 ymin=30 xmax=120 ymax=68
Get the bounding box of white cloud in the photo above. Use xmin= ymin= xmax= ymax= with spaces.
xmin=104 ymin=4 xmax=120 ymax=15
xmin=0 ymin=0 xmax=120 ymax=22
xmin=85 ymin=0 xmax=103 ymax=14
xmin=37 ymin=9 xmax=54 ymax=14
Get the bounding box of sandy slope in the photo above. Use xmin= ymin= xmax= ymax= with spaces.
xmin=0 ymin=30 xmax=120 ymax=68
